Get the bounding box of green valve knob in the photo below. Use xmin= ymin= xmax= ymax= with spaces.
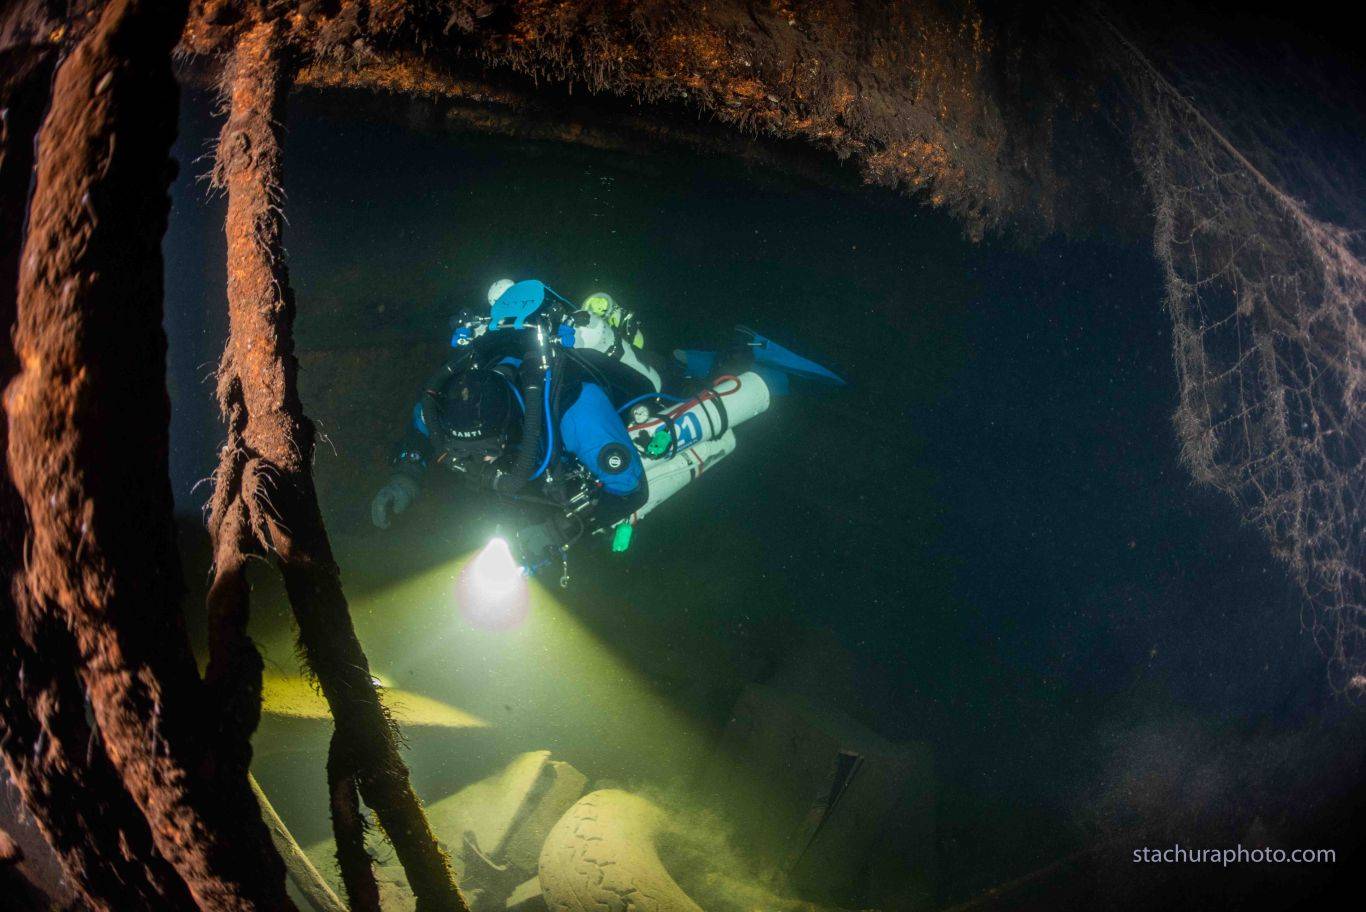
xmin=646 ymin=428 xmax=672 ymax=458
xmin=611 ymin=523 xmax=634 ymax=553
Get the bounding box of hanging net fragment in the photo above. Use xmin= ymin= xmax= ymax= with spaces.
xmin=1103 ymin=16 xmax=1366 ymax=689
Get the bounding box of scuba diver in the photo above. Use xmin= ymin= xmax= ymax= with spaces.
xmin=369 ymin=278 xmax=842 ymax=584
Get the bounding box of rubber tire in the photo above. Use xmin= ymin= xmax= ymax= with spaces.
xmin=538 ymin=789 xmax=704 ymax=912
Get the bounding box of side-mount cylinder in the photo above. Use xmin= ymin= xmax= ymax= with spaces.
xmin=622 ymin=371 xmax=772 ymax=522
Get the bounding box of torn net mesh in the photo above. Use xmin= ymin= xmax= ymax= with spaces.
xmin=1109 ymin=21 xmax=1366 ymax=689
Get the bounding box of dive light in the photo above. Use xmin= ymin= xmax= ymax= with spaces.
xmin=455 ymin=536 xmax=529 ymax=630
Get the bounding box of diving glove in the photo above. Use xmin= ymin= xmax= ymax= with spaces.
xmin=370 ymin=475 xmax=420 ymax=529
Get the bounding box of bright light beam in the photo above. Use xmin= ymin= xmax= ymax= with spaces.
xmin=456 ymin=537 xmax=530 ymax=630
xmin=349 ymin=546 xmax=719 ymax=791
xmin=258 ymin=671 xmax=488 ymax=728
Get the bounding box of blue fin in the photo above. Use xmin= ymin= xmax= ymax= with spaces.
xmin=674 ymin=349 xmax=790 ymax=395
xmin=674 ymin=349 xmax=716 ymax=379
xmin=673 ymin=330 xmax=844 ymax=395
xmin=737 ymin=326 xmax=845 ymax=386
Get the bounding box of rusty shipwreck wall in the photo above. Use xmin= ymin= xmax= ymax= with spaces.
xmin=181 ymin=0 xmax=1100 ymax=240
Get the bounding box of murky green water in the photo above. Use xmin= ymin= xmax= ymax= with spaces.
xmin=163 ymin=88 xmax=1364 ymax=910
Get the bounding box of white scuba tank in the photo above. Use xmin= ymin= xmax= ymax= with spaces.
xmin=569 ymin=310 xmax=662 ymax=391
xmin=631 ymin=431 xmax=737 ymax=522
xmin=622 ymin=370 xmax=772 ymax=521
xmin=627 ymin=371 xmax=770 ymax=455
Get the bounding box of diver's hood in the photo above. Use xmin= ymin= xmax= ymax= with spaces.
xmin=433 ymin=368 xmax=517 ymax=457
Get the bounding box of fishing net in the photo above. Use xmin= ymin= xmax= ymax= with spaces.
xmin=1104 ymin=18 xmax=1366 ymax=690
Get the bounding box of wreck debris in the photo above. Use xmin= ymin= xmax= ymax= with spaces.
xmin=426 ymin=750 xmax=588 ymax=876
xmin=3 ymin=0 xmax=292 ymax=908
xmin=505 ymin=877 xmax=547 ymax=912
xmin=209 ymin=15 xmax=468 ymax=912
xmin=459 ymin=833 xmax=527 ymax=911
xmin=697 ymin=683 xmax=936 ymax=907
xmin=253 ymin=774 xmax=349 ymax=912
xmin=307 ymin=750 xmax=590 ymax=912
xmin=539 ymin=789 xmax=704 ymax=912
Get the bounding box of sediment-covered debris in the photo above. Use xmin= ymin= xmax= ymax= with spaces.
xmin=540 ymin=789 xmax=703 ymax=912
xmin=306 ymin=751 xmax=590 ymax=912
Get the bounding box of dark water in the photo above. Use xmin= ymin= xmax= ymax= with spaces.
xmin=163 ymin=88 xmax=1365 ymax=909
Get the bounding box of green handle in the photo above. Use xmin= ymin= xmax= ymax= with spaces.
xmin=646 ymin=428 xmax=672 ymax=458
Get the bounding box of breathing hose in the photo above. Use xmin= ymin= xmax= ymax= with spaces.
xmin=492 ymin=362 xmax=546 ymax=494
xmin=530 ymin=366 xmax=555 ymax=481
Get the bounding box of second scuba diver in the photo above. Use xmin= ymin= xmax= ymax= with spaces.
xmin=369 ymin=278 xmax=843 ymax=583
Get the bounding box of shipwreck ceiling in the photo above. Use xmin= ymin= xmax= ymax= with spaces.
xmin=174 ymin=0 xmax=1122 ymax=239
